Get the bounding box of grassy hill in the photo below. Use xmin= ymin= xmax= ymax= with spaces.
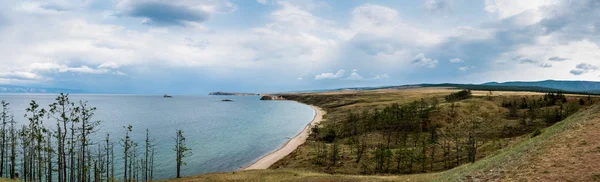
xmin=175 ymin=88 xmax=600 ymax=181
xmin=483 ymin=80 xmax=600 ymax=93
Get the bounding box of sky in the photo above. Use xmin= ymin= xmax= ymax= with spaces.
xmin=0 ymin=0 xmax=599 ymax=94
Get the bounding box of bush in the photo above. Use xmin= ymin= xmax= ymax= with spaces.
xmin=530 ymin=128 xmax=542 ymax=138
xmin=322 ymin=128 xmax=337 ymax=143
xmin=445 ymin=90 xmax=472 ymax=102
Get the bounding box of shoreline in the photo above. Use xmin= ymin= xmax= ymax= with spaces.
xmin=242 ymin=102 xmax=325 ymax=170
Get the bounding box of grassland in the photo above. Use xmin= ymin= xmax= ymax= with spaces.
xmin=174 ymin=87 xmax=599 ymax=181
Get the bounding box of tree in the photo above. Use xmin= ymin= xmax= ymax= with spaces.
xmin=77 ymin=101 xmax=101 ymax=182
xmin=144 ymin=129 xmax=154 ymax=182
xmin=48 ymin=93 xmax=75 ymax=182
xmin=104 ymin=133 xmax=112 ymax=182
xmin=8 ymin=115 xmax=16 ymax=179
xmin=174 ymin=130 xmax=192 ymax=178
xmin=328 ymin=141 xmax=340 ymax=170
xmin=121 ymin=125 xmax=132 ymax=182
xmin=0 ymin=100 xmax=9 ymax=177
xmin=46 ymin=132 xmax=53 ymax=182
xmin=373 ymin=144 xmax=391 ymax=173
xmin=445 ymin=90 xmax=472 ymax=102
xmin=25 ymin=100 xmax=47 ymax=182
xmin=428 ymin=124 xmax=439 ymax=171
xmin=18 ymin=125 xmax=30 ymax=182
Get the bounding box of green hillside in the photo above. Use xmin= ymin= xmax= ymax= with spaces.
xmin=180 ymin=88 xmax=600 ymax=181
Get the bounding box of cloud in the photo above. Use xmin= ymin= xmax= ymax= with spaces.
xmin=297 ymin=73 xmax=307 ymax=80
xmin=28 ymin=62 xmax=126 ymax=75
xmin=449 ymin=58 xmax=463 ymax=63
xmin=3 ymin=0 xmax=600 ymax=93
xmin=372 ymin=74 xmax=389 ymax=80
xmin=125 ymin=2 xmax=209 ymax=26
xmin=548 ymin=56 xmax=569 ymax=61
xmin=256 ymin=0 xmax=268 ymax=5
xmin=484 ymin=0 xmax=557 ymax=20
xmin=425 ymin=0 xmax=451 ymax=13
xmin=315 ymin=69 xmax=345 ymax=80
xmin=0 ymin=71 xmax=43 ymax=80
xmin=346 ymin=69 xmax=364 ymax=80
xmin=570 ymin=63 xmax=599 ymax=75
xmin=458 ymin=66 xmax=475 ymax=72
xmin=411 ymin=53 xmax=438 ymax=68
xmin=516 ymin=57 xmax=552 ymax=68
xmin=117 ymin=0 xmax=236 ymax=26
xmin=98 ymin=62 xmax=121 ymax=69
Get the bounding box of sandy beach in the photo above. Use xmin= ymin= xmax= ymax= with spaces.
xmin=243 ymin=104 xmax=325 ymax=170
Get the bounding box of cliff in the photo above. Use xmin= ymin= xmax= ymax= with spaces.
xmin=260 ymin=95 xmax=286 ymax=100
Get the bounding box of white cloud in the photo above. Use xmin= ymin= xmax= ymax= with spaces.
xmin=256 ymin=0 xmax=268 ymax=5
xmin=372 ymin=74 xmax=389 ymax=80
xmin=449 ymin=58 xmax=463 ymax=63
xmin=411 ymin=53 xmax=438 ymax=68
xmin=315 ymin=69 xmax=345 ymax=80
xmin=2 ymin=0 xmax=600 ymax=91
xmin=0 ymin=71 xmax=43 ymax=80
xmin=459 ymin=66 xmax=475 ymax=72
xmin=98 ymin=62 xmax=121 ymax=69
xmin=484 ymin=0 xmax=557 ymax=19
xmin=348 ymin=3 xmax=443 ymax=47
xmin=346 ymin=69 xmax=364 ymax=80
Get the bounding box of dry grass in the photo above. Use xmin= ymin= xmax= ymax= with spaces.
xmin=161 ymin=169 xmax=438 ymax=182
xmin=471 ymin=104 xmax=600 ymax=181
xmin=172 ymin=87 xmax=599 ymax=182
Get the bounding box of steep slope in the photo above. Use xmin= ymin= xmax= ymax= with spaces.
xmin=466 ymin=102 xmax=600 ymax=181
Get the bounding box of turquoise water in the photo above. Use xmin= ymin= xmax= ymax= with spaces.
xmin=0 ymin=94 xmax=315 ymax=180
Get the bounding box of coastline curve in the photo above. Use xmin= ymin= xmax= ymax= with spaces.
xmin=242 ymin=102 xmax=325 ymax=170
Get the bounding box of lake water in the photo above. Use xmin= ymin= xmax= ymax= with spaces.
xmin=0 ymin=94 xmax=315 ymax=180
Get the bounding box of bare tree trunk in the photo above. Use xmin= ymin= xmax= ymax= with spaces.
xmin=150 ymin=149 xmax=154 ymax=181
xmin=105 ymin=133 xmax=110 ymax=182
xmin=145 ymin=129 xmax=149 ymax=182
xmin=9 ymin=119 xmax=15 ymax=180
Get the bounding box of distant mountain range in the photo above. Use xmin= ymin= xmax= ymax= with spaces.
xmin=208 ymin=92 xmax=260 ymax=96
xmin=483 ymin=80 xmax=600 ymax=93
xmin=0 ymin=85 xmax=85 ymax=93
xmin=276 ymin=80 xmax=600 ymax=95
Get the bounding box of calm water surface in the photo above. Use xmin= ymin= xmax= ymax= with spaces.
xmin=0 ymin=94 xmax=315 ymax=180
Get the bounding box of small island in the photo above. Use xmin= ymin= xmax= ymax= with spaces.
xmin=163 ymin=94 xmax=172 ymax=98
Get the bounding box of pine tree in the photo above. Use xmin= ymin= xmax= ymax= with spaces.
xmin=104 ymin=133 xmax=111 ymax=182
xmin=144 ymin=129 xmax=154 ymax=182
xmin=0 ymin=100 xmax=9 ymax=178
xmin=8 ymin=116 xmax=16 ymax=179
xmin=78 ymin=101 xmax=100 ymax=182
xmin=49 ymin=93 xmax=74 ymax=182
xmin=121 ymin=125 xmax=132 ymax=182
xmin=174 ymin=130 xmax=192 ymax=178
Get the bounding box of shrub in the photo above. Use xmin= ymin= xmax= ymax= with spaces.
xmin=530 ymin=129 xmax=542 ymax=138
xmin=445 ymin=90 xmax=472 ymax=102
xmin=322 ymin=128 xmax=337 ymax=143
xmin=592 ymin=174 xmax=600 ymax=181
